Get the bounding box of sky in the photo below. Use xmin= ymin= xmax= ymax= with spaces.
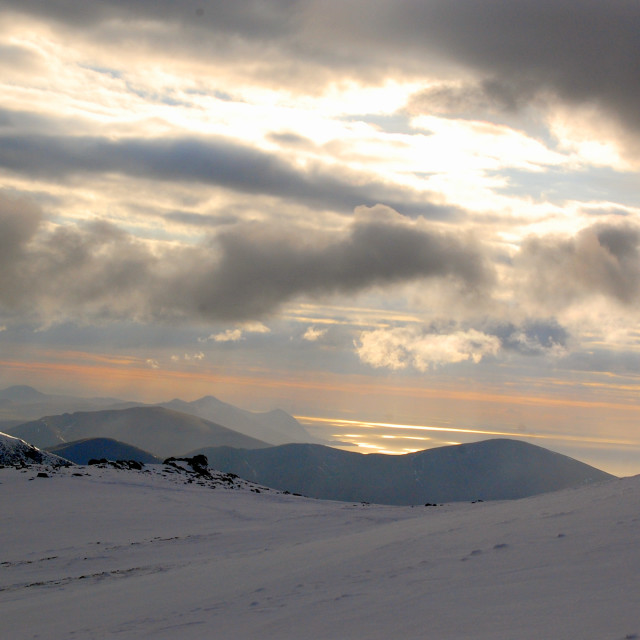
xmin=1 ymin=0 xmax=640 ymax=475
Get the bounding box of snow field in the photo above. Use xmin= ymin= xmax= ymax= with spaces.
xmin=1 ymin=465 xmax=639 ymax=639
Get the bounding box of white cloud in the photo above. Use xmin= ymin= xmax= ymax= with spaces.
xmin=174 ymin=352 xmax=206 ymax=361
xmin=240 ymin=322 xmax=270 ymax=334
xmin=355 ymin=327 xmax=501 ymax=372
xmin=145 ymin=358 xmax=160 ymax=369
xmin=206 ymin=322 xmax=270 ymax=343
xmin=211 ymin=329 xmax=244 ymax=343
xmin=303 ymin=326 xmax=327 ymax=342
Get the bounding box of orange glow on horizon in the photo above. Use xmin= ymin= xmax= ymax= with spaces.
xmin=4 ymin=351 xmax=640 ymax=414
xmin=298 ymin=415 xmax=640 ymax=449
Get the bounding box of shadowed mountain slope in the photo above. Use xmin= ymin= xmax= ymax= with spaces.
xmin=47 ymin=438 xmax=161 ymax=465
xmin=8 ymin=407 xmax=271 ymax=459
xmin=196 ymin=438 xmax=615 ymax=505
xmin=160 ymin=396 xmax=316 ymax=445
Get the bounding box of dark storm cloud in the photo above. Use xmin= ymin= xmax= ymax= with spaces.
xmin=0 ymin=133 xmax=454 ymax=219
xmin=0 ymin=196 xmax=489 ymax=324
xmin=0 ymin=202 xmax=156 ymax=321
xmin=2 ymin=0 xmax=297 ymax=36
xmin=5 ymin=1 xmax=640 ymax=135
xmin=0 ymin=195 xmax=43 ymax=308
xmin=410 ymin=1 xmax=640 ymax=132
xmin=517 ymin=222 xmax=640 ymax=307
xmin=184 ymin=214 xmax=491 ymax=320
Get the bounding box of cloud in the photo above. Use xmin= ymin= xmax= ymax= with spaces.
xmin=205 ymin=322 xmax=270 ymax=343
xmin=210 ymin=329 xmax=244 ymax=343
xmin=407 ymin=81 xmax=533 ymax=119
xmin=492 ymin=319 xmax=569 ymax=357
xmin=515 ymin=221 xmax=640 ymax=309
xmin=6 ymin=190 xmax=640 ymax=333
xmin=0 ymin=132 xmax=455 ymax=219
xmin=419 ymin=1 xmax=640 ymax=133
xmin=8 ymin=1 xmax=640 ymax=139
xmin=185 ymin=205 xmax=492 ymax=320
xmin=0 ymin=197 xmax=490 ymax=326
xmin=355 ymin=326 xmax=501 ymax=371
xmin=240 ymin=322 xmax=271 ymax=334
xmin=303 ymin=326 xmax=328 ymax=342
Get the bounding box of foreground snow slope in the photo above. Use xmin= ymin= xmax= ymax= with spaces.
xmin=1 ymin=465 xmax=639 ymax=640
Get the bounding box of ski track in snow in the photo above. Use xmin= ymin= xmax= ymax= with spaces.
xmin=1 ymin=463 xmax=639 ymax=640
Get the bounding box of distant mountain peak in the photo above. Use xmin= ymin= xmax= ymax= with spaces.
xmin=0 ymin=385 xmax=47 ymax=402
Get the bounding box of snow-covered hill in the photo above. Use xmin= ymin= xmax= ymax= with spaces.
xmin=0 ymin=461 xmax=638 ymax=639
xmin=0 ymin=432 xmax=70 ymax=468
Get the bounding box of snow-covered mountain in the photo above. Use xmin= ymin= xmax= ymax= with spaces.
xmin=0 ymin=460 xmax=637 ymax=639
xmin=7 ymin=406 xmax=270 ymax=459
xmin=0 ymin=431 xmax=70 ymax=467
xmin=198 ymin=438 xmax=614 ymax=504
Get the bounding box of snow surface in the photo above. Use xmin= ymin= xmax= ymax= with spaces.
xmin=1 ymin=463 xmax=639 ymax=640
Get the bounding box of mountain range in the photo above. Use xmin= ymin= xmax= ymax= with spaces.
xmin=158 ymin=396 xmax=315 ymax=445
xmin=0 ymin=385 xmax=617 ymax=505
xmin=0 ymin=385 xmax=317 ymax=447
xmin=197 ymin=439 xmax=614 ymax=504
xmin=8 ymin=406 xmax=271 ymax=460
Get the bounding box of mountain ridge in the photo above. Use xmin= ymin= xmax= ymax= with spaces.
xmin=0 ymin=385 xmax=316 ymax=447
xmin=196 ymin=438 xmax=615 ymax=504
xmin=8 ymin=406 xmax=271 ymax=459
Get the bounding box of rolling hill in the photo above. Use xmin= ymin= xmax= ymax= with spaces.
xmin=47 ymin=438 xmax=162 ymax=465
xmin=197 ymin=438 xmax=615 ymax=504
